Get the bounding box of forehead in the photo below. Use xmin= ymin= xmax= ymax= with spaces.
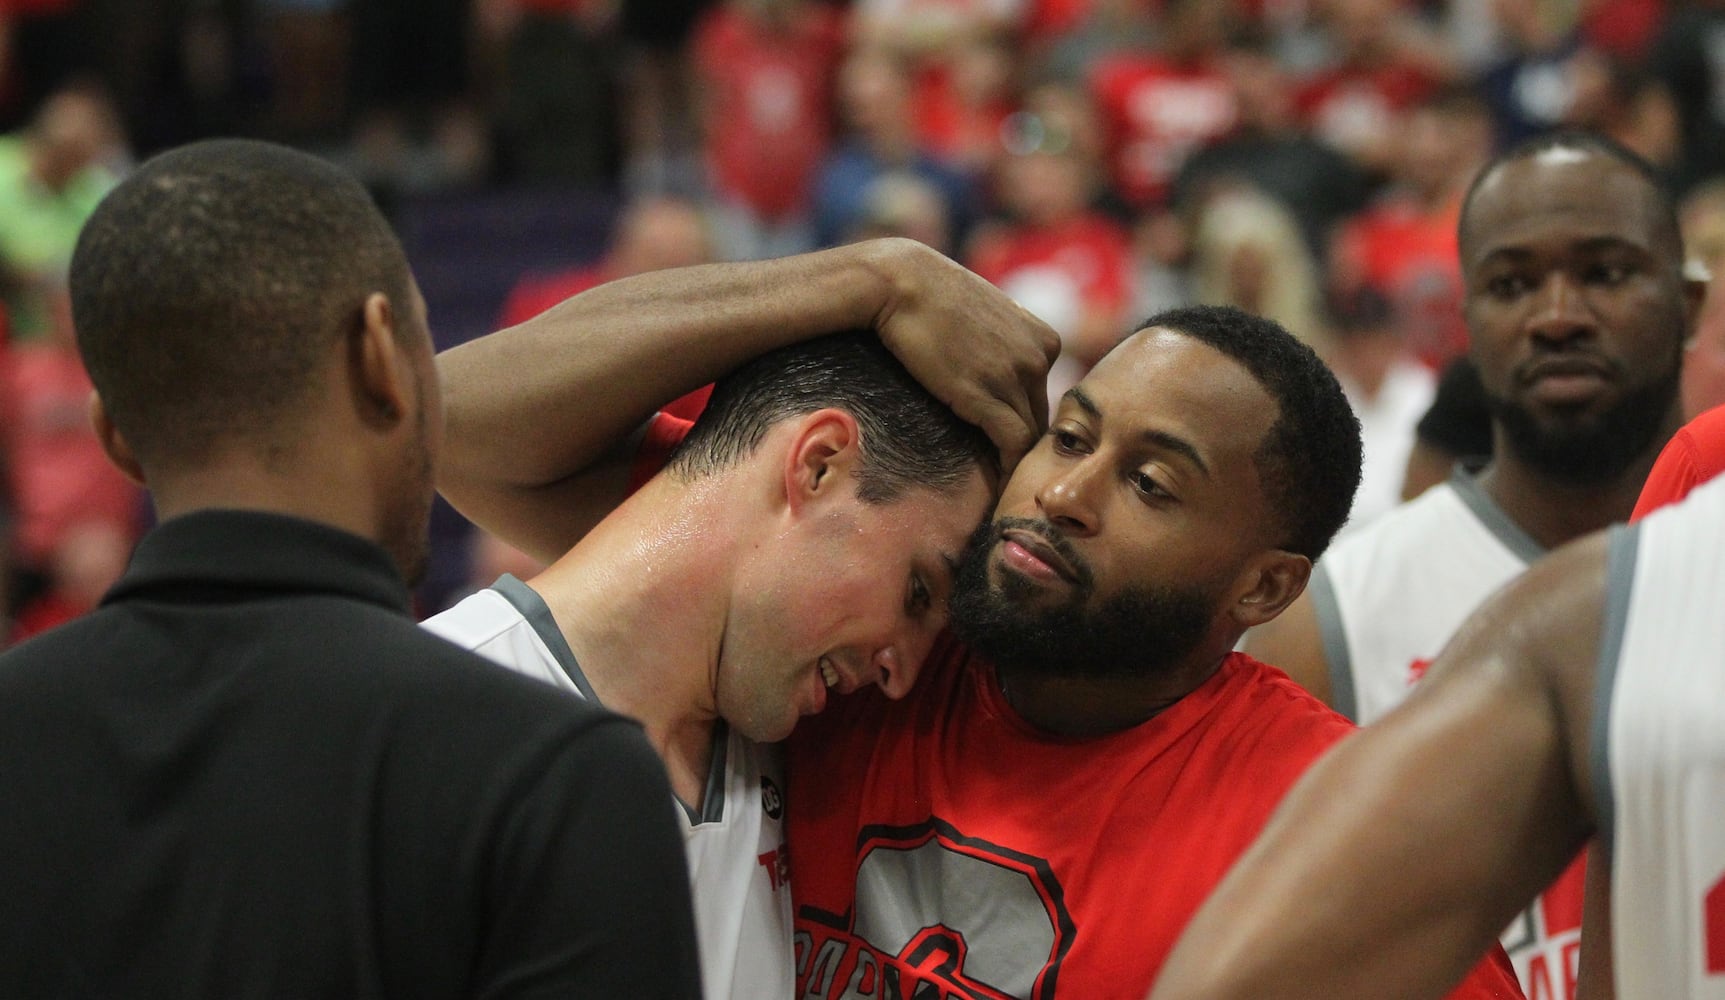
xmin=1068 ymin=328 xmax=1277 ymax=474
xmin=1463 ymin=152 xmax=1673 ymax=267
xmin=869 ymin=468 xmax=994 ymax=541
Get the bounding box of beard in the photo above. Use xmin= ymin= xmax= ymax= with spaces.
xmin=948 ymin=518 xmax=1216 ymax=680
xmin=1490 ymin=351 xmax=1680 ymax=486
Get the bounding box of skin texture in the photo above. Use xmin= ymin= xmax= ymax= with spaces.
xmin=973 ymin=328 xmax=1312 ymax=736
xmin=435 ymin=238 xmax=1055 ymax=808
xmin=97 ymin=281 xmax=440 ymax=585
xmin=1243 ymin=148 xmax=1700 ymax=711
xmin=1150 ymin=531 xmax=1608 ymax=1000
xmin=437 ymin=237 xmax=1060 ymax=564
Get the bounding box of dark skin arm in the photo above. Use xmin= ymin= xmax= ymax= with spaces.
xmin=437 ymin=238 xmax=1060 ymax=563
xmin=1150 ymin=533 xmax=1607 ymax=1000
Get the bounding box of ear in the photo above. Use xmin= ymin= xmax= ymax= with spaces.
xmin=88 ymin=391 xmax=146 ymax=487
xmin=781 ymin=408 xmax=862 ymax=515
xmin=1683 ymin=274 xmax=1710 ymax=338
xmin=352 ymin=291 xmax=412 ymax=430
xmin=1224 ymin=549 xmax=1311 ymax=630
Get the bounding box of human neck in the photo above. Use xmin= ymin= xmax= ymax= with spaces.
xmin=149 ymin=451 xmax=392 ymax=554
xmin=993 ymin=651 xmax=1227 ymax=739
xmin=526 ymin=474 xmax=735 ymax=807
xmin=1477 ymin=420 xmax=1676 ymax=550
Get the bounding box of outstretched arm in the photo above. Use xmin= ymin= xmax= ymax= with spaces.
xmin=1151 ymin=534 xmax=1607 ymax=1000
xmin=437 ymin=238 xmax=1059 ymax=562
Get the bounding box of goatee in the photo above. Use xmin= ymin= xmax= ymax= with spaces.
xmin=949 ymin=518 xmax=1215 ymax=680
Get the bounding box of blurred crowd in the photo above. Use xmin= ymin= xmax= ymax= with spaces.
xmin=3 ymin=0 xmax=1725 ymax=644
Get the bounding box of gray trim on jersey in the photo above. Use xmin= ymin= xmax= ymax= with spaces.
xmin=491 ymin=574 xmax=601 ymax=702
xmin=1448 ymin=466 xmax=1547 ymax=564
xmin=1306 ymin=563 xmax=1358 ymax=722
xmin=1591 ymin=522 xmax=1640 ymax=863
xmin=488 ymin=573 xmax=730 ymax=826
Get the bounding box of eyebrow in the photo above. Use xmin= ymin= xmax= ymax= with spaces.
xmin=1474 ymin=234 xmax=1651 ymax=267
xmin=1065 ymin=387 xmax=1211 ymax=477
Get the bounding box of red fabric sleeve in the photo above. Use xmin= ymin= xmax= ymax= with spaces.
xmin=1632 ymin=404 xmax=1725 ymax=521
xmin=628 ymin=411 xmax=695 ymax=495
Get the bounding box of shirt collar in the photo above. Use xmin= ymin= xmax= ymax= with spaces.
xmin=104 ymin=509 xmax=413 ymax=615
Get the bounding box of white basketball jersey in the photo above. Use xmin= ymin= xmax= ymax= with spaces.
xmin=1599 ymin=474 xmax=1725 ymax=999
xmin=423 ymin=576 xmax=795 ymax=1000
xmin=1311 ymin=469 xmax=1543 ymax=725
xmin=1311 ymin=469 xmax=1587 ymax=998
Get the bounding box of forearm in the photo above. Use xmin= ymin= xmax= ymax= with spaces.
xmin=439 ymin=240 xmax=907 ymax=495
xmin=436 ymin=236 xmax=1056 ymax=559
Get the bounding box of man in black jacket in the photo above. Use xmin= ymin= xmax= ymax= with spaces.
xmin=0 ymin=139 xmax=703 ymax=998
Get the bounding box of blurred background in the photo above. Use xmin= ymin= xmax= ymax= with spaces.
xmin=1 ymin=0 xmax=1721 ymax=645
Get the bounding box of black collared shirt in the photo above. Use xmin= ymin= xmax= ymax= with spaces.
xmin=0 ymin=509 xmax=700 ymax=998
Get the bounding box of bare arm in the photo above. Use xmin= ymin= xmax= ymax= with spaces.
xmin=1151 ymin=534 xmax=1607 ymax=1000
xmin=1575 ymin=840 xmax=1615 ymax=1000
xmin=437 ymin=238 xmax=1060 ymax=562
xmin=1239 ymin=588 xmax=1334 ymax=708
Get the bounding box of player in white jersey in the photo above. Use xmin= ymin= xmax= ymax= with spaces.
xmin=1243 ymin=130 xmax=1700 ymax=999
xmin=424 ymin=579 xmax=791 ymax=1000
xmin=428 ymin=241 xmax=1056 ymax=999
xmin=1150 ymin=455 xmax=1725 ymax=1000
xmin=1302 ymin=467 xmax=1538 ymax=725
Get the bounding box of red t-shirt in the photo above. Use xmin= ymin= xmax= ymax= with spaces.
xmin=691 ymin=3 xmax=843 ymax=221
xmin=1296 ymin=62 xmax=1439 ymax=157
xmin=4 ymin=343 xmax=140 ymax=566
xmin=1336 ymin=193 xmax=1468 ymax=368
xmin=1631 ymin=403 xmax=1725 ymax=519
xmin=786 ymin=636 xmax=1524 ymax=999
xmin=1089 ymin=55 xmax=1236 ymax=209
xmin=967 ymin=214 xmax=1133 ymax=321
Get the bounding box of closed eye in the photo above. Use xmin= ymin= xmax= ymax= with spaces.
xmin=906 ymin=574 xmax=932 ymax=617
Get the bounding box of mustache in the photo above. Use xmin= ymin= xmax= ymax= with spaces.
xmin=990 ymin=515 xmax=1095 ymax=589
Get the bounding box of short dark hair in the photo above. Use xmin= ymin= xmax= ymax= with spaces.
xmin=71 ymin=138 xmax=412 ymax=470
xmin=1458 ymin=129 xmax=1681 ymax=260
xmin=1136 ymin=304 xmax=1361 ymax=560
xmin=666 ymin=331 xmax=995 ymax=504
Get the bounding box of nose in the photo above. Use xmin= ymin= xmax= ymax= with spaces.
xmin=1036 ymin=457 xmax=1103 ymax=535
xmin=873 ymin=622 xmax=939 ymax=700
xmin=1527 ymin=272 xmax=1594 ymax=346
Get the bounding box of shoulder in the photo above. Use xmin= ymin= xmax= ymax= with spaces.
xmin=422 ymin=588 xmax=527 ymax=651
xmin=1207 ymin=653 xmax=1356 ymax=758
xmin=1632 ymin=403 xmax=1725 ymax=519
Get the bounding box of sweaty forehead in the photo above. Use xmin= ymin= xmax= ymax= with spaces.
xmin=1075 ymin=328 xmax=1278 ymax=473
xmin=1462 ymin=153 xmax=1675 ymax=264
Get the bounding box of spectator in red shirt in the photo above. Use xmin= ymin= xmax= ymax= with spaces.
xmin=1294 ymin=0 xmax=1450 ymax=176
xmin=1 ymin=278 xmax=141 ymax=634
xmin=691 ymin=0 xmax=843 ymax=261
xmin=1088 ymin=0 xmax=1239 ymax=211
xmin=968 ymin=91 xmax=1132 ymax=395
xmin=1329 ymin=85 xmax=1493 ymax=368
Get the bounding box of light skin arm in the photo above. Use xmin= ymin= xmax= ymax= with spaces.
xmin=437 ymin=238 xmax=1060 ymax=563
xmin=1150 ymin=533 xmax=1607 ymax=1000
xmin=1238 ymin=587 xmax=1335 ymax=707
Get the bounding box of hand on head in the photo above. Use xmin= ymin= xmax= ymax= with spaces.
xmin=859 ymin=238 xmax=1062 ymax=474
